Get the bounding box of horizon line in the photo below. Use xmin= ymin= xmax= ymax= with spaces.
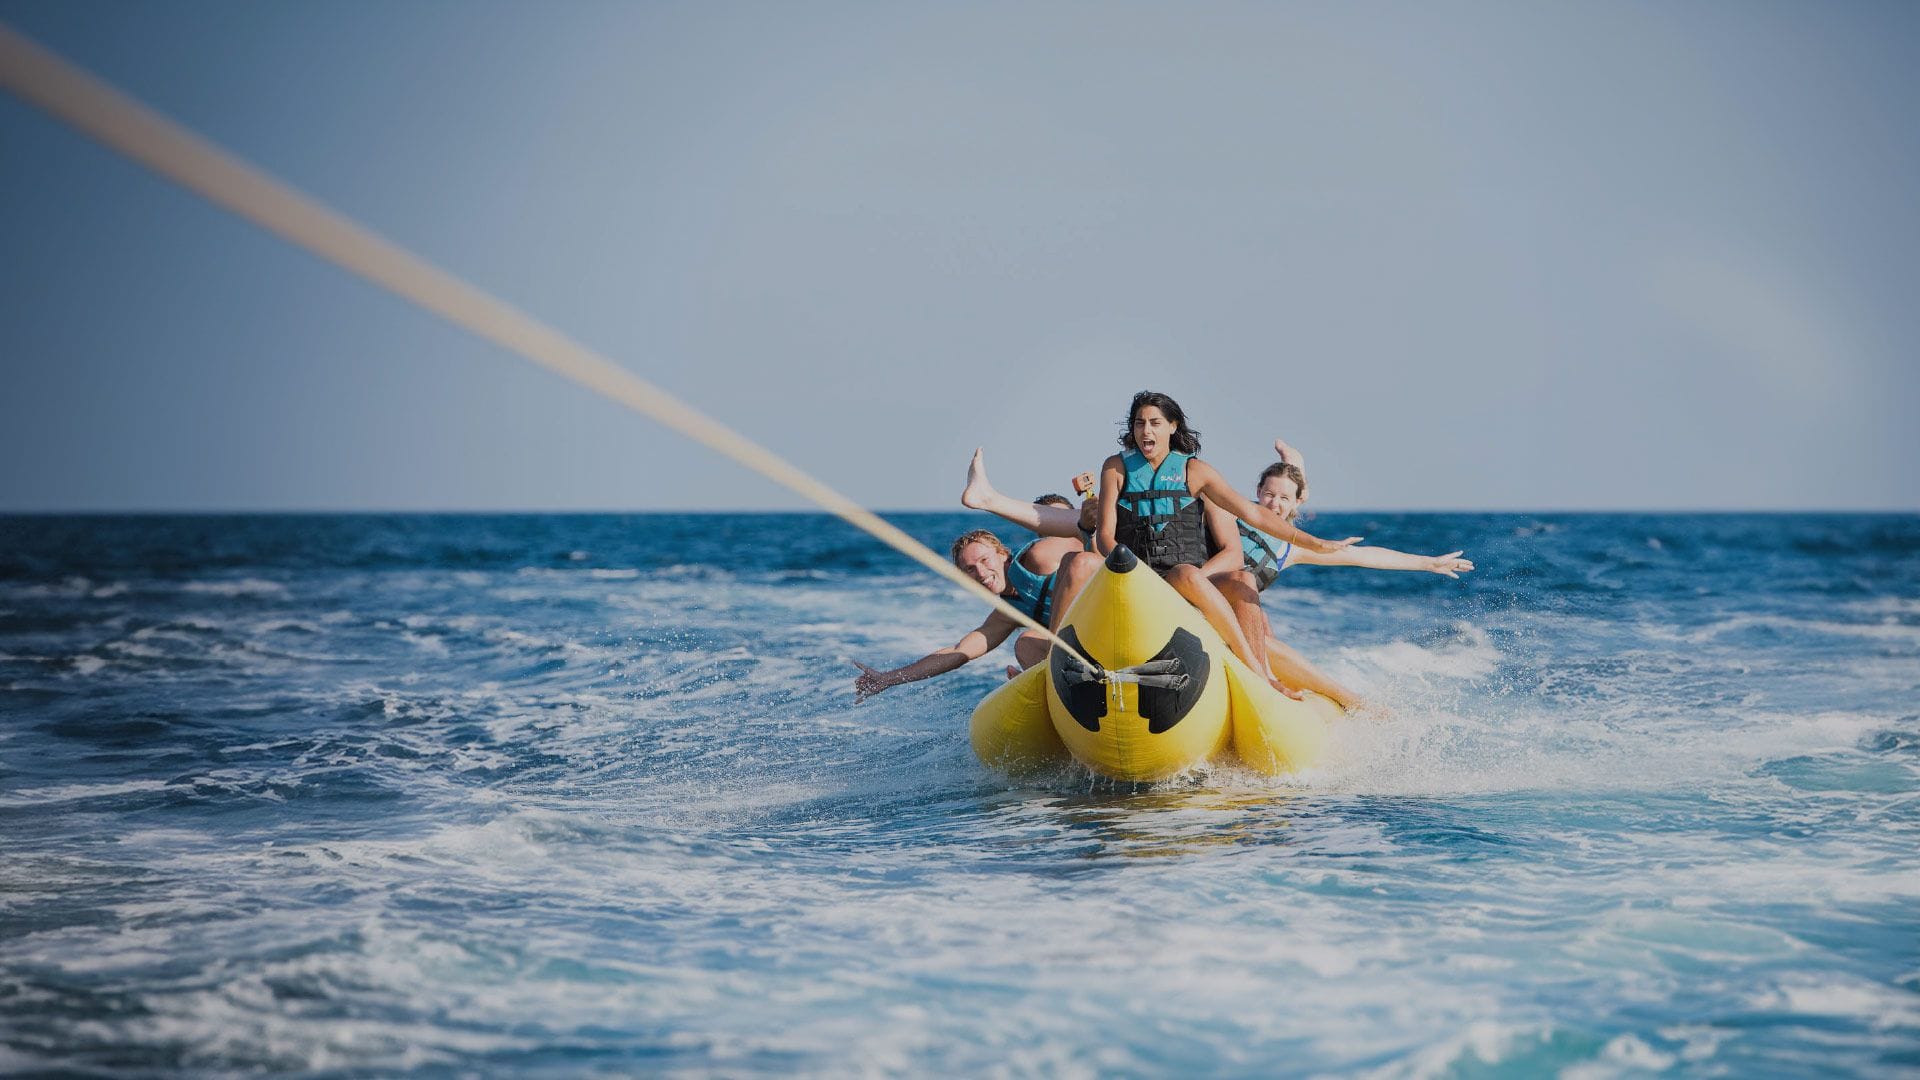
xmin=2 ymin=506 xmax=1915 ymax=517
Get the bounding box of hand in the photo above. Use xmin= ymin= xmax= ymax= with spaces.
xmin=1273 ymin=437 xmax=1304 ymax=469
xmin=1304 ymin=534 xmax=1363 ymax=555
xmin=852 ymin=660 xmax=892 ymax=703
xmin=1425 ymin=551 xmax=1474 ymax=578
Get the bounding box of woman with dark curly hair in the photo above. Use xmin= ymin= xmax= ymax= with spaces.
xmin=1058 ymin=391 xmax=1362 ymax=687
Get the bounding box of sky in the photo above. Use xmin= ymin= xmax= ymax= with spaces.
xmin=1 ymin=1 xmax=1916 ymax=512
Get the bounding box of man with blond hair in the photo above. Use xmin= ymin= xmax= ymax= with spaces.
xmin=851 ymin=528 xmax=1099 ymax=701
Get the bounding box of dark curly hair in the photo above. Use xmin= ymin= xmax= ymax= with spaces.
xmin=1118 ymin=390 xmax=1201 ymax=455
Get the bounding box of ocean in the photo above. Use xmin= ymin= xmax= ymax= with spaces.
xmin=1 ymin=511 xmax=1916 ymax=1077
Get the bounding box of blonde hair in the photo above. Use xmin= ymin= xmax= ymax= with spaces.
xmin=949 ymin=529 xmax=1010 ymax=564
xmin=1255 ymin=462 xmax=1309 ymax=523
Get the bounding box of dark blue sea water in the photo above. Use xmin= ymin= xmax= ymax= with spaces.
xmin=2 ymin=512 xmax=1916 ymax=1077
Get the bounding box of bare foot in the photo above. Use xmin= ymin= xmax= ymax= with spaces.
xmin=1269 ymin=677 xmax=1305 ymax=701
xmin=1347 ymin=697 xmax=1391 ymax=719
xmin=1005 ymin=665 xmax=1021 ymax=680
xmin=961 ymin=447 xmax=996 ymax=511
xmin=1273 ymin=436 xmax=1304 ymax=469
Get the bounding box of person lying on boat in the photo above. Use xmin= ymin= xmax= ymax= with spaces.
xmin=850 ymin=529 xmax=1101 ymax=702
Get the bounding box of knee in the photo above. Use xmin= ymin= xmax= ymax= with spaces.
xmin=1064 ymin=551 xmax=1100 ymax=582
xmin=1013 ymin=633 xmax=1047 ymax=666
xmin=1220 ymin=573 xmax=1259 ymax=605
xmin=1165 ymin=564 xmax=1200 ymax=586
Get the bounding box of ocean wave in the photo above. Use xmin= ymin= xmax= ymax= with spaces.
xmin=3 ymin=511 xmax=1917 ymax=1075
xmin=178 ymin=578 xmax=289 ymax=598
xmin=0 ymin=778 xmax=173 ymax=807
xmin=1342 ymin=622 xmax=1502 ymax=682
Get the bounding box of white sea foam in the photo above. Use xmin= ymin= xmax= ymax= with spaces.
xmin=1342 ymin=623 xmax=1501 ymax=682
xmin=1644 ymin=611 xmax=1920 ymax=646
xmin=0 ymin=1047 xmax=49 ymax=1073
xmin=179 ymin=578 xmax=288 ymax=598
xmin=1359 ymin=1021 xmax=1549 ymax=1080
xmin=400 ymin=632 xmax=449 ymax=657
xmin=1748 ymin=975 xmax=1920 ymax=1028
xmin=0 ymin=779 xmax=172 ymax=807
xmin=103 ymin=639 xmax=167 ymax=659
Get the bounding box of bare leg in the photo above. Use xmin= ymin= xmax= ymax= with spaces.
xmin=1012 ymin=632 xmax=1049 ymax=672
xmin=1265 ymin=634 xmax=1360 ymax=709
xmin=1049 ymin=551 xmax=1103 ymax=630
xmin=960 ymin=448 xmax=1083 ymax=538
xmin=1210 ymin=569 xmax=1273 ymax=685
xmin=1162 ymin=564 xmax=1275 ymax=682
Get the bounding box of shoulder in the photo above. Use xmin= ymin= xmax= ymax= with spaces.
xmin=1102 ymin=453 xmax=1126 ymax=472
xmin=1026 ymin=535 xmax=1082 ymax=569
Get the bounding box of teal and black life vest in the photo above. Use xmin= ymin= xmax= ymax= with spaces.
xmin=1238 ymin=521 xmax=1293 ymax=592
xmin=1113 ymin=449 xmax=1211 ymax=573
xmin=1002 ymin=539 xmax=1056 ymax=624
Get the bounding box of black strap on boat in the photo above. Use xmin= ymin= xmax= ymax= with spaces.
xmin=1050 ymin=624 xmax=1198 ymax=734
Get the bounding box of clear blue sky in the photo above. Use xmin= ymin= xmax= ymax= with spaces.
xmin=3 ymin=1 xmax=1916 ymax=512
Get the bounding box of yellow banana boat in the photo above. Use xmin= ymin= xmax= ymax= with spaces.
xmin=970 ymin=546 xmax=1341 ymax=782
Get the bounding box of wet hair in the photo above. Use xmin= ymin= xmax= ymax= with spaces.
xmin=1118 ymin=390 xmax=1202 ymax=455
xmin=949 ymin=528 xmax=1010 ymax=564
xmin=1255 ymin=462 xmax=1309 ymax=521
xmin=1033 ymin=493 xmax=1074 ymax=509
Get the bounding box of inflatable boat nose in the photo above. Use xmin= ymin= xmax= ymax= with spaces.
xmin=1106 ymin=545 xmax=1139 ymax=574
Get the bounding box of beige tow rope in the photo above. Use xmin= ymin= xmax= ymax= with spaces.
xmin=0 ymin=22 xmax=1086 ymax=663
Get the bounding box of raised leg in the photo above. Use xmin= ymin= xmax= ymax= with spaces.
xmin=960 ymin=448 xmax=1082 ymax=538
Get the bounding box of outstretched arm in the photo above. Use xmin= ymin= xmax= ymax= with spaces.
xmin=853 ymin=615 xmax=1017 ymax=701
xmin=959 ymin=448 xmax=1083 ymax=538
xmin=1292 ymin=545 xmax=1474 ymax=577
xmin=1185 ymin=458 xmax=1359 ymax=555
